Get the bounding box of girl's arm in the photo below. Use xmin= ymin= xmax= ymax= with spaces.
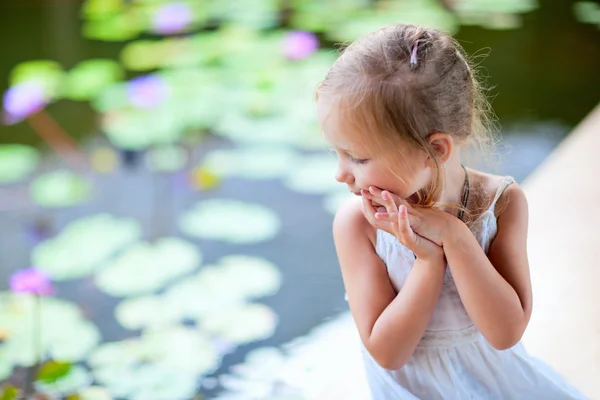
xmin=442 ymin=183 xmax=533 ymax=349
xmin=333 ymin=199 xmax=446 ymax=370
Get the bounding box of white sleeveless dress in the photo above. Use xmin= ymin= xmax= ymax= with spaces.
xmin=362 ymin=176 xmax=587 ymax=400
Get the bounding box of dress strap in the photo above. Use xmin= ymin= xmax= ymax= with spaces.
xmin=488 ymin=176 xmax=515 ymax=211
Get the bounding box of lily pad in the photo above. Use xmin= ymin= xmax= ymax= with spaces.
xmin=0 ymin=145 xmax=39 ymax=184
xmin=63 ymin=59 xmax=124 ymax=101
xmin=179 ymin=199 xmax=281 ymax=244
xmin=574 ymin=2 xmax=600 ymax=27
xmin=9 ymin=60 xmax=64 ymax=99
xmin=283 ymin=153 xmax=341 ymax=195
xmin=32 ymin=214 xmax=142 ymax=280
xmin=115 ymin=295 xmax=181 ymax=330
xmin=145 ymin=144 xmax=188 ymax=172
xmin=34 ymin=365 xmax=91 ymax=396
xmin=201 ymin=303 xmax=278 ymax=344
xmin=330 ymin=0 xmax=457 ymax=42
xmin=162 ymin=255 xmax=282 ymax=320
xmin=83 ymin=13 xmax=143 ymax=42
xmin=30 ymin=170 xmax=92 ymax=208
xmin=89 ymin=326 xmax=219 ymax=400
xmin=201 ymin=147 xmax=299 ymax=180
xmin=101 ymin=108 xmax=185 ymax=150
xmin=0 ymin=293 xmax=101 ymax=368
xmin=95 ymin=237 xmax=202 ymax=297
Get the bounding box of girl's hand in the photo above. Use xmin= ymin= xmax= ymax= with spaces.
xmin=361 ymin=191 xmax=444 ymax=263
xmin=363 ymin=186 xmax=452 ymax=247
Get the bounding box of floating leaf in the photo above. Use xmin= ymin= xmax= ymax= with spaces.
xmin=201 ymin=147 xmax=299 ymax=180
xmin=83 ymin=13 xmax=142 ymax=41
xmin=36 ymin=360 xmax=73 ymax=384
xmin=82 ymin=0 xmax=124 ymax=19
xmin=209 ymin=0 xmax=280 ymax=30
xmin=90 ymin=146 xmax=119 ymax=173
xmin=95 ymin=237 xmax=202 ymax=297
xmin=283 ymin=153 xmax=341 ymax=195
xmin=573 ymin=2 xmax=600 ymax=27
xmin=35 ymin=365 xmax=91 ymax=396
xmin=179 ymin=199 xmax=281 ymax=244
xmin=9 ymin=60 xmax=64 ymax=99
xmin=201 ymin=303 xmax=278 ymax=344
xmin=145 ymin=144 xmax=188 ymax=172
xmin=63 ymin=59 xmax=124 ymax=101
xmin=0 ymin=293 xmax=101 ymax=368
xmin=0 ymin=384 xmax=19 ymax=400
xmin=162 ymin=255 xmax=282 ymax=320
xmin=115 ymin=295 xmax=179 ymax=330
xmin=0 ymin=144 xmax=39 ymax=184
xmin=102 ymin=109 xmax=185 ymax=150
xmin=330 ymin=0 xmax=457 ymax=42
xmin=32 ymin=214 xmax=142 ymax=280
xmin=30 ymin=170 xmax=92 ymax=208
xmin=89 ymin=326 xmax=219 ymax=400
xmin=77 ymin=386 xmax=112 ymax=400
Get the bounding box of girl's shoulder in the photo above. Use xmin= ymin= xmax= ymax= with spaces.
xmin=333 ymin=196 xmax=378 ymax=248
xmin=467 ymin=169 xmax=524 ymax=219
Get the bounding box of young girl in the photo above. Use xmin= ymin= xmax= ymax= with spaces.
xmin=316 ymin=24 xmax=586 ymax=399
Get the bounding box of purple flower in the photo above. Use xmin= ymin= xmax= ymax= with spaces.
xmin=127 ymin=75 xmax=167 ymax=108
xmin=283 ymin=31 xmax=319 ymax=61
xmin=10 ymin=267 xmax=54 ymax=296
xmin=152 ymin=3 xmax=193 ymax=35
xmin=2 ymin=82 xmax=48 ymax=124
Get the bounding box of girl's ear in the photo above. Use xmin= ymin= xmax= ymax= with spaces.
xmin=425 ymin=132 xmax=454 ymax=166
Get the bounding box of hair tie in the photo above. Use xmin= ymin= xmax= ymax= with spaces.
xmin=410 ymin=40 xmax=420 ymax=66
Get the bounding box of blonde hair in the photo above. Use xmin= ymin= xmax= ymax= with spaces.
xmin=316 ymin=24 xmax=496 ymax=213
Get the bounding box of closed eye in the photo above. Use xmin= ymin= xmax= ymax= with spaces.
xmin=350 ymin=156 xmax=369 ymax=164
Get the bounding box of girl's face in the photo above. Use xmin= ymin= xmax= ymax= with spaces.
xmin=317 ymin=97 xmax=432 ymax=201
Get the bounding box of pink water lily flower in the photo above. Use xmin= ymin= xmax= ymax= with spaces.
xmin=2 ymin=82 xmax=49 ymax=124
xmin=10 ymin=267 xmax=54 ymax=296
xmin=152 ymin=2 xmax=193 ymax=35
xmin=283 ymin=31 xmax=319 ymax=60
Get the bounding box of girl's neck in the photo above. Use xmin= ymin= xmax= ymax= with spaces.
xmin=437 ymin=153 xmax=469 ymax=212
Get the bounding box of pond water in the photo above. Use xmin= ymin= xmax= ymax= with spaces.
xmin=0 ymin=0 xmax=598 ymax=398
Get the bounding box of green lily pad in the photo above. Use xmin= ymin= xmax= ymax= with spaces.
xmin=30 ymin=170 xmax=92 ymax=208
xmin=34 ymin=365 xmax=91 ymax=396
xmin=0 ymin=144 xmax=39 ymax=184
xmin=63 ymin=59 xmax=124 ymax=101
xmin=330 ymin=0 xmax=457 ymax=42
xmin=323 ymin=190 xmax=354 ymax=215
xmin=209 ymin=0 xmax=280 ymax=30
xmin=102 ymin=109 xmax=185 ymax=150
xmin=95 ymin=237 xmax=202 ymax=297
xmin=145 ymin=144 xmax=188 ymax=172
xmin=83 ymin=13 xmax=142 ymax=41
xmin=574 ymin=2 xmax=600 ymax=26
xmin=288 ymin=0 xmax=369 ymax=32
xmin=89 ymin=326 xmax=219 ymax=400
xmin=36 ymin=360 xmax=72 ymax=384
xmin=120 ymin=40 xmax=166 ymax=71
xmin=179 ymin=199 xmax=281 ymax=244
xmin=115 ymin=295 xmax=180 ymax=330
xmin=0 ymin=293 xmax=101 ymax=368
xmin=82 ymin=0 xmax=124 ymax=19
xmin=162 ymin=255 xmax=282 ymax=321
xmin=77 ymin=386 xmax=113 ymax=400
xmin=201 ymin=147 xmax=299 ymax=180
xmin=283 ymin=153 xmax=341 ymax=195
xmin=9 ymin=60 xmax=64 ymax=99
xmin=201 ymin=303 xmax=278 ymax=343
xmin=32 ymin=214 xmax=142 ymax=280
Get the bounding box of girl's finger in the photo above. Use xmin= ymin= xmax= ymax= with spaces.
xmin=368 ymin=186 xmax=383 ymax=197
xmin=381 ymin=190 xmax=398 ymax=214
xmin=396 ymin=205 xmax=416 ymax=246
xmin=375 ymin=212 xmax=420 ymax=226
